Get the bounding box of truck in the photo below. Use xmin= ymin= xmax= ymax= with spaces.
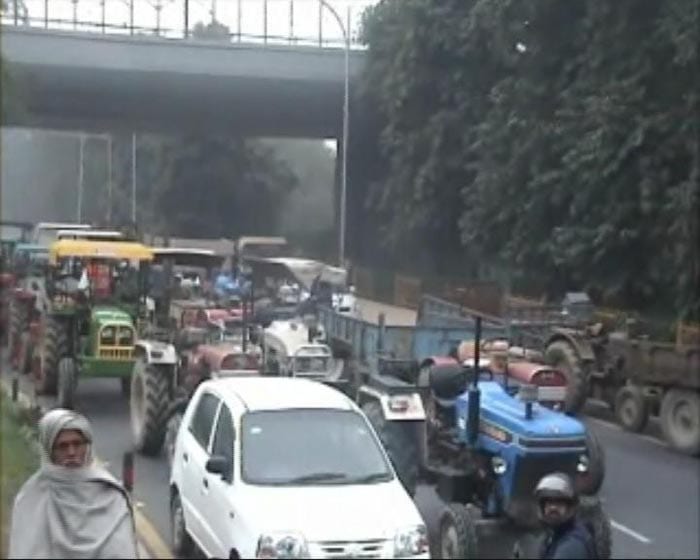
xmin=420 ymin=292 xmax=700 ymax=456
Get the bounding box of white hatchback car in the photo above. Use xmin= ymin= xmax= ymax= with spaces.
xmin=169 ymin=377 xmax=430 ymax=559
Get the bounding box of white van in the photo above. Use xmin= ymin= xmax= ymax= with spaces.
xmin=169 ymin=377 xmax=430 ymax=559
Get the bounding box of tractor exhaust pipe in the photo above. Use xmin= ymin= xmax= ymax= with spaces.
xmin=467 ymin=315 xmax=482 ymax=446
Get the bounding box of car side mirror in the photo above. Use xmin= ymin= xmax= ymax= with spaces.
xmin=206 ymin=455 xmax=232 ymax=482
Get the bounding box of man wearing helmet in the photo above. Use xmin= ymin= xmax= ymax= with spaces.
xmin=534 ymin=472 xmax=597 ymax=559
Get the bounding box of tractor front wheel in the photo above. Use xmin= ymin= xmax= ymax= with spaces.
xmin=360 ymin=399 xmax=419 ymax=497
xmin=576 ymin=428 xmax=606 ymax=496
xmin=164 ymin=409 xmax=184 ymax=469
xmin=57 ymin=357 xmax=78 ymax=410
xmin=130 ymin=357 xmax=171 ymax=455
xmin=439 ymin=503 xmax=478 ymax=559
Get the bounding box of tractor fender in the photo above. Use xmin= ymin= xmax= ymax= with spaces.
xmin=356 ymin=385 xmax=425 ymax=422
xmin=545 ymin=330 xmax=596 ymax=363
xmin=135 ymin=340 xmax=178 ymax=366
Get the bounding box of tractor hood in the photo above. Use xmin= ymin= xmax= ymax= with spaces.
xmin=91 ymin=306 xmax=134 ymax=326
xmin=458 ymin=381 xmax=586 ymax=441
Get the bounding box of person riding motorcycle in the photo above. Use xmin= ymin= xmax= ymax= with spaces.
xmin=533 ymin=472 xmax=597 ymax=559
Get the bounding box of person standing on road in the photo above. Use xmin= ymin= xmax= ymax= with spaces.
xmin=8 ymin=408 xmax=139 ymax=559
xmin=533 ymin=472 xmax=597 ymax=559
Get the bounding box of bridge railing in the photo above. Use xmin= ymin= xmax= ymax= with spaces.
xmin=1 ymin=0 xmax=371 ymax=50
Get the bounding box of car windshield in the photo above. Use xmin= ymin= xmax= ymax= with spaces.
xmin=293 ymin=356 xmax=330 ymax=373
xmin=241 ymin=409 xmax=393 ymax=486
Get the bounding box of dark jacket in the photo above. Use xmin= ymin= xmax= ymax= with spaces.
xmin=539 ymin=518 xmax=596 ymax=559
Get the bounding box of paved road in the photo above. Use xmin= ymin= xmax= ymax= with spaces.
xmin=5 ymin=368 xmax=698 ymax=560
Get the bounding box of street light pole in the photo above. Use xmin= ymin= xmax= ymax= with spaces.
xmin=131 ymin=133 xmax=137 ymax=224
xmin=107 ymin=135 xmax=113 ymax=225
xmin=77 ymin=134 xmax=85 ymax=222
xmin=318 ymin=0 xmax=350 ymax=266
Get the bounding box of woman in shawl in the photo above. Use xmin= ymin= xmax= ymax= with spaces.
xmin=8 ymin=408 xmax=139 ymax=559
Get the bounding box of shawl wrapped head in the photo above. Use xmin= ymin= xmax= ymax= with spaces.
xmin=8 ymin=408 xmax=139 ymax=559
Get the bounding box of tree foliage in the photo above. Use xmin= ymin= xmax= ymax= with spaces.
xmin=103 ymin=20 xmax=299 ymax=240
xmin=360 ymin=0 xmax=699 ymax=319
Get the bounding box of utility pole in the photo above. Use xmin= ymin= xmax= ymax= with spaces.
xmin=131 ymin=133 xmax=137 ymax=224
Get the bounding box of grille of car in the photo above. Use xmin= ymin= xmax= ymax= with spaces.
xmin=312 ymin=539 xmax=388 ymax=559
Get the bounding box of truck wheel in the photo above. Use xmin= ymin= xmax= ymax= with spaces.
xmin=660 ymin=389 xmax=700 ymax=456
xmin=614 ymin=385 xmax=649 ymax=432
xmin=576 ymin=428 xmax=605 ymax=496
xmin=164 ymin=410 xmax=184 ymax=470
xmin=57 ymin=357 xmax=77 ymax=410
xmin=130 ymin=357 xmax=171 ymax=455
xmin=439 ymin=503 xmax=478 ymax=559
xmin=579 ymin=496 xmax=612 ymax=559
xmin=34 ymin=318 xmax=68 ymax=395
xmin=361 ymin=399 xmax=419 ymax=497
xmin=170 ymin=491 xmax=195 ymax=557
xmin=544 ymin=340 xmax=589 ymax=415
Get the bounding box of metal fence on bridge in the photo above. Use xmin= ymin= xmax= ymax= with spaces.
xmin=1 ymin=0 xmax=373 ymax=49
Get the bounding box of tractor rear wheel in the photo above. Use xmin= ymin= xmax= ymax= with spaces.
xmin=130 ymin=357 xmax=171 ymax=455
xmin=34 ymin=318 xmax=68 ymax=396
xmin=439 ymin=503 xmax=478 ymax=559
xmin=544 ymin=340 xmax=589 ymax=415
xmin=57 ymin=357 xmax=78 ymax=410
xmin=614 ymin=385 xmax=649 ymax=433
xmin=660 ymin=389 xmax=700 ymax=456
xmin=360 ymin=399 xmax=419 ymax=497
xmin=579 ymin=496 xmax=613 ymax=559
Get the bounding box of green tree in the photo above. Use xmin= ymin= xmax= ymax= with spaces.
xmin=359 ymin=0 xmax=699 ymax=319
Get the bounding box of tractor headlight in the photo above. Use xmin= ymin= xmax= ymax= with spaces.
xmin=577 ymin=453 xmax=590 ymax=473
xmin=492 ymin=456 xmax=508 ymax=475
xmin=394 ymin=525 xmax=429 ymax=557
xmin=256 ymin=532 xmax=309 ymax=559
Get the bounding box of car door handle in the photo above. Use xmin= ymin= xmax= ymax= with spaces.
xmin=183 ymin=452 xmax=188 ymax=462
xmin=203 ymin=478 xmax=208 ymax=488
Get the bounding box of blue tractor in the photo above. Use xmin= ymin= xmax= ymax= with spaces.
xmin=355 ymin=315 xmax=612 ymax=558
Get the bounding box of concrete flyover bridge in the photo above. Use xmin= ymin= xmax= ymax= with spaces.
xmin=1 ymin=0 xmax=372 ymax=137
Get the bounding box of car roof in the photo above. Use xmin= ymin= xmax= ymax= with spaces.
xmin=200 ymin=377 xmax=355 ymax=413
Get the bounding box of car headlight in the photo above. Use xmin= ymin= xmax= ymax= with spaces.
xmin=256 ymin=532 xmax=309 ymax=559
xmin=577 ymin=453 xmax=590 ymax=473
xmin=394 ymin=525 xmax=429 ymax=557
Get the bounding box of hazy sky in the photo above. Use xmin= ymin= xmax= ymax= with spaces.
xmin=19 ymin=0 xmax=379 ymax=45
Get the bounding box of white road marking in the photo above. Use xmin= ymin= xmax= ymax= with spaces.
xmin=611 ymin=519 xmax=653 ymax=544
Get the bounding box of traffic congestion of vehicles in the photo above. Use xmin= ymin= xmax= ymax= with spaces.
xmin=2 ymin=222 xmax=696 ymax=559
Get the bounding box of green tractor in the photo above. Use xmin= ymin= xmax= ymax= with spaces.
xmin=32 ymin=238 xmax=154 ymax=409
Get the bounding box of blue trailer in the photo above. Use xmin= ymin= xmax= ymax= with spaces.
xmin=318 ymin=302 xmax=507 ymax=373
